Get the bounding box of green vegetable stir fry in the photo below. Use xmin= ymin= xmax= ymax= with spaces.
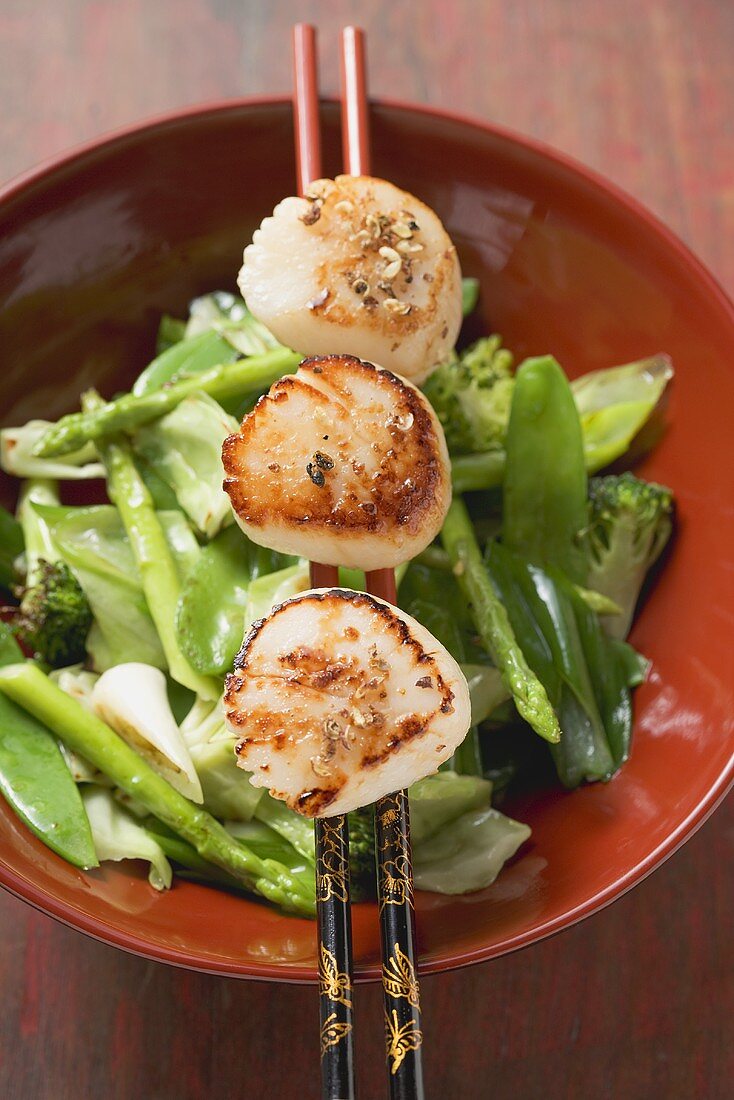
xmin=0 ymin=286 xmax=674 ymax=916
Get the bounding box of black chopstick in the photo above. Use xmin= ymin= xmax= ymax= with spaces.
xmin=375 ymin=789 xmax=424 ymax=1097
xmin=341 ymin=28 xmax=425 ymax=1097
xmin=311 ymin=564 xmax=357 ymax=1100
xmin=365 ymin=571 xmax=425 ymax=1099
xmin=315 ymin=816 xmax=357 ymax=1096
xmin=294 ymin=24 xmax=427 ymax=1099
xmin=293 ymin=24 xmax=357 ymax=1099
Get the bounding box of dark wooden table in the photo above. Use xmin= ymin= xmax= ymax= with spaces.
xmin=1 ymin=2 xmax=732 ymax=1097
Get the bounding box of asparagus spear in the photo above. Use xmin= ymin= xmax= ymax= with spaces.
xmin=450 ymin=451 xmax=506 ymax=493
xmin=414 ymin=545 xmax=622 ymax=615
xmin=86 ymin=392 xmax=219 ymax=700
xmin=0 ymin=662 xmax=315 ymax=917
xmin=441 ymin=497 xmax=560 ymax=744
xmin=33 ymin=347 xmax=300 ymax=459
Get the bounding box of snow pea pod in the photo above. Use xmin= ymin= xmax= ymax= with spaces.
xmin=0 ymin=624 xmax=97 ymax=868
xmin=572 ymin=599 xmax=649 ymax=769
xmin=502 ymin=355 xmax=588 ymax=584
xmin=449 ymin=355 xmax=674 ymax=493
xmin=441 ymin=497 xmax=560 ymax=744
xmin=132 ymin=329 xmax=239 ymax=396
xmin=484 ymin=543 xmax=649 ymax=787
xmin=135 ymin=306 xmax=288 ymax=397
xmin=175 ymin=525 xmax=289 ymax=677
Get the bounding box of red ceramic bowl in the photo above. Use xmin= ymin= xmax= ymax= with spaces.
xmin=0 ymin=99 xmax=732 ymax=981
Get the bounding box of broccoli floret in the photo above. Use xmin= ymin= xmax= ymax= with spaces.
xmin=16 ymin=558 xmax=93 ymax=667
xmin=348 ymin=805 xmax=376 ymax=899
xmin=585 ymin=473 xmax=674 ymax=639
xmin=422 ymin=336 xmax=514 ymax=454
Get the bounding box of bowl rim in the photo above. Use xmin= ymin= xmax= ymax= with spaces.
xmin=1 ymin=94 xmax=733 ymax=982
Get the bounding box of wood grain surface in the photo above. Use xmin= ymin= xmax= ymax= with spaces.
xmin=0 ymin=2 xmax=732 ymax=1097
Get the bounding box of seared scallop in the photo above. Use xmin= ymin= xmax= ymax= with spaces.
xmin=222 ymin=354 xmax=451 ymax=570
xmin=239 ymin=175 xmax=462 ymax=384
xmin=224 ymin=589 xmax=471 ymax=817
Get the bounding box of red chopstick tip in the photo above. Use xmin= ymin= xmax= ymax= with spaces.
xmin=340 ymin=26 xmax=371 ymax=177
xmin=292 ymin=23 xmax=322 ymax=196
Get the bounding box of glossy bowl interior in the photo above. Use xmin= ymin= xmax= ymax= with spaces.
xmin=1 ymin=99 xmax=732 ymax=981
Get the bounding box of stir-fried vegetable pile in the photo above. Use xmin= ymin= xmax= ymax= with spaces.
xmin=0 ymin=286 xmax=674 ymax=917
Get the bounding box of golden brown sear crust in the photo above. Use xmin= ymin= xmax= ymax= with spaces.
xmin=221 ymin=354 xmax=449 ymax=545
xmin=224 ymin=589 xmax=463 ymax=818
xmin=295 ymin=787 xmax=340 ymax=815
xmin=232 ymin=589 xmax=437 ymax=675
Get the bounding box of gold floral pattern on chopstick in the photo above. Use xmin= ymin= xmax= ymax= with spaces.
xmin=376 ymin=789 xmax=414 ymax=912
xmin=317 ymin=816 xmax=349 ymax=904
xmin=319 ymin=944 xmax=353 ymax=1009
xmin=320 ymin=1012 xmax=353 ymax=1059
xmin=382 ymin=943 xmax=421 ymax=1008
xmin=384 ymin=1008 xmax=423 ymax=1076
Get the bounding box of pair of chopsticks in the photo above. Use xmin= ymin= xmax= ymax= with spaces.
xmin=292 ymin=24 xmax=424 ymax=1100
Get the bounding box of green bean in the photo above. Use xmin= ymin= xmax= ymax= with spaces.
xmin=33 ymin=347 xmax=300 ymax=458
xmin=0 ymin=662 xmax=315 ymax=917
xmin=441 ymin=497 xmax=560 ymax=743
